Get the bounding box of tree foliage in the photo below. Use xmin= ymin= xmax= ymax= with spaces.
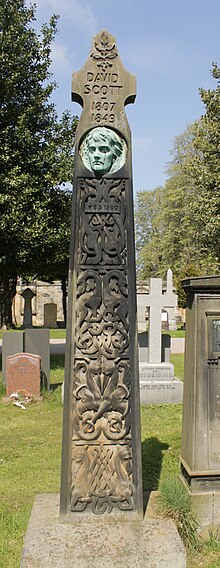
xmin=0 ymin=0 xmax=77 ymax=325
xmin=135 ymin=65 xmax=220 ymax=305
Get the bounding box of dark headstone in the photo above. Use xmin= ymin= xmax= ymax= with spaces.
xmin=6 ymin=352 xmax=41 ymax=398
xmin=21 ymin=287 xmax=35 ymax=328
xmin=2 ymin=331 xmax=24 ymax=385
xmin=24 ymin=329 xmax=50 ymax=390
xmin=60 ymin=30 xmax=143 ymax=521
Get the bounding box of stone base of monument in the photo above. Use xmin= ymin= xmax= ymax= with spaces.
xmin=180 ymin=464 xmax=220 ymax=537
xmin=139 ymin=362 xmax=183 ymax=404
xmin=20 ymin=493 xmax=186 ymax=568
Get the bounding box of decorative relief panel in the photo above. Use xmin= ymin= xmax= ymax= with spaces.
xmin=78 ymin=178 xmax=127 ymax=265
xmin=71 ymin=443 xmax=133 ymax=514
xmin=70 ymin=174 xmax=133 ymax=514
xmin=72 ymin=357 xmax=131 ymax=442
xmin=75 ymin=268 xmax=129 ymax=358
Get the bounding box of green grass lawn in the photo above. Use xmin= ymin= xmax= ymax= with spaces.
xmin=0 ymin=328 xmax=66 ymax=340
xmin=0 ymin=353 xmax=220 ymax=568
xmin=0 ymin=327 xmax=185 ymax=340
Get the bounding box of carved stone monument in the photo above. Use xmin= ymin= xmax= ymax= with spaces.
xmin=180 ymin=276 xmax=220 ymax=532
xmin=60 ymin=30 xmax=143 ymax=520
xmin=21 ymin=31 xmax=187 ymax=568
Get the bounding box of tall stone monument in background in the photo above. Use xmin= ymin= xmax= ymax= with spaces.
xmin=60 ymin=30 xmax=143 ymax=519
xmin=180 ymin=276 xmax=220 ymax=532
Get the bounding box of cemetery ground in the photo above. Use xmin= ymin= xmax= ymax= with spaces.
xmin=1 ymin=354 xmax=220 ymax=568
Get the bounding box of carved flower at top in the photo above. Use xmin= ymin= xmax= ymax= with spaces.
xmin=91 ymin=32 xmax=118 ymax=70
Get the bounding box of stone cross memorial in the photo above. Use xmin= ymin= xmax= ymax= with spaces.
xmin=60 ymin=30 xmax=143 ymax=520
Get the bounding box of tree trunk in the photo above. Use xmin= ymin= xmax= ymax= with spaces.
xmin=0 ymin=271 xmax=17 ymax=328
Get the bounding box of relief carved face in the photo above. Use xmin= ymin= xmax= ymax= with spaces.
xmin=79 ymin=127 xmax=127 ymax=177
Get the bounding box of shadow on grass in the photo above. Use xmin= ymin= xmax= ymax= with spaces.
xmin=142 ymin=437 xmax=169 ymax=490
xmin=50 ymin=354 xmax=65 ymax=370
xmin=142 ymin=437 xmax=169 ymax=511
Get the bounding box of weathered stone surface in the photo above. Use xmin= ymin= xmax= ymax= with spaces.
xmin=21 ymin=287 xmax=36 ymax=328
xmin=60 ymin=30 xmax=143 ymax=521
xmin=43 ymin=303 xmax=57 ymax=328
xmin=20 ymin=493 xmax=186 ymax=568
xmin=180 ymin=276 xmax=220 ymax=530
xmin=24 ymin=329 xmax=50 ymax=390
xmin=6 ymin=353 xmax=41 ymax=398
xmin=2 ymin=331 xmax=24 ymax=385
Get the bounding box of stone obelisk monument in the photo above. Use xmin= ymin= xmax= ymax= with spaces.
xmin=60 ymin=30 xmax=143 ymax=520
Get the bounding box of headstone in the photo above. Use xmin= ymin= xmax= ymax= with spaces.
xmin=60 ymin=30 xmax=143 ymax=521
xmin=137 ymin=272 xmax=182 ymax=404
xmin=6 ymin=352 xmax=41 ymax=398
xmin=24 ymin=329 xmax=50 ymax=390
xmin=180 ymin=276 xmax=220 ymax=532
xmin=2 ymin=331 xmax=24 ymax=385
xmin=44 ymin=303 xmax=57 ymax=328
xmin=21 ymin=287 xmax=35 ymax=328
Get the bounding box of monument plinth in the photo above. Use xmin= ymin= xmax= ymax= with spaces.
xmin=60 ymin=30 xmax=143 ymax=520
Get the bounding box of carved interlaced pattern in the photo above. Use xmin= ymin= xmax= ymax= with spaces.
xmin=72 ymin=357 xmax=130 ymax=441
xmin=78 ymin=178 xmax=127 ymax=266
xmin=75 ymin=268 xmax=129 ymax=357
xmin=71 ymin=444 xmax=133 ymax=514
xmin=71 ymin=176 xmax=133 ymax=513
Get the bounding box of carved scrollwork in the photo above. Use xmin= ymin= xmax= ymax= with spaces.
xmin=72 ymin=357 xmax=130 ymax=441
xmin=75 ymin=268 xmax=129 ymax=357
xmin=78 ymin=178 xmax=127 ymax=265
xmin=71 ymin=444 xmax=133 ymax=513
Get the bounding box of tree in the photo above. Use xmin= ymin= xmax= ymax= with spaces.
xmin=0 ymin=0 xmax=77 ymax=326
xmin=135 ymin=186 xmax=164 ymax=277
xmin=185 ymin=63 xmax=220 ymax=263
xmin=135 ymin=118 xmax=219 ymax=304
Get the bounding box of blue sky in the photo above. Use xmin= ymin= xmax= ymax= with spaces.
xmin=35 ymin=0 xmax=219 ymax=193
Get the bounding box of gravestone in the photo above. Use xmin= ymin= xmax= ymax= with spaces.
xmin=21 ymin=287 xmax=35 ymax=328
xmin=6 ymin=352 xmax=41 ymax=398
xmin=2 ymin=331 xmax=24 ymax=386
xmin=137 ymin=272 xmax=183 ymax=404
xmin=44 ymin=303 xmax=57 ymax=328
xmin=2 ymin=329 xmax=50 ymax=390
xmin=24 ymin=329 xmax=50 ymax=390
xmin=180 ymin=276 xmax=220 ymax=532
xmin=60 ymin=29 xmax=143 ymax=521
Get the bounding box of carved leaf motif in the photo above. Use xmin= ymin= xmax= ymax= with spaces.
xmin=91 ymin=33 xmax=118 ymax=69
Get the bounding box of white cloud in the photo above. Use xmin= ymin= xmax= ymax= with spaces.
xmin=51 ymin=41 xmax=72 ymax=75
xmin=133 ymin=135 xmax=153 ymax=150
xmin=35 ymin=0 xmax=98 ymax=37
